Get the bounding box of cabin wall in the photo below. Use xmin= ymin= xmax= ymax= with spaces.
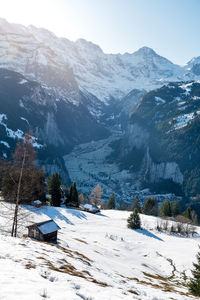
xmin=28 ymin=227 xmax=58 ymax=242
xmin=43 ymin=231 xmax=57 ymax=242
xmin=28 ymin=227 xmax=44 ymax=241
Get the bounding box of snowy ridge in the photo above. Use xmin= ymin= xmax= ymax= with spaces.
xmin=0 ymin=18 xmax=200 ymax=103
xmin=0 ymin=204 xmax=199 ymax=299
xmin=0 ymin=113 xmax=43 ymax=148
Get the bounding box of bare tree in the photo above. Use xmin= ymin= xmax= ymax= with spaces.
xmin=89 ymin=184 xmax=103 ymax=206
xmin=11 ymin=132 xmax=36 ymax=237
xmin=0 ymin=132 xmax=44 ymax=237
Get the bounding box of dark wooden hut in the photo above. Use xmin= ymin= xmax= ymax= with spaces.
xmin=27 ymin=219 xmax=60 ymax=242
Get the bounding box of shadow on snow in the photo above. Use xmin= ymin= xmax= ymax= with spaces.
xmin=136 ymin=229 xmax=163 ymax=241
xmin=28 ymin=206 xmax=76 ymax=225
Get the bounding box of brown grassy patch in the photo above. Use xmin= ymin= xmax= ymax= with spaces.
xmin=73 ymin=238 xmax=88 ymax=244
xmin=46 ymin=261 xmax=110 ymax=287
xmin=143 ymin=272 xmax=168 ymax=282
xmin=25 ymin=262 xmax=36 ymax=269
xmin=73 ymin=251 xmax=93 ymax=264
xmin=127 ymin=289 xmax=139 ymax=295
xmin=19 ymin=243 xmax=27 ymax=247
xmin=141 ymin=263 xmax=149 ymax=268
xmin=82 ymin=270 xmax=91 ymax=276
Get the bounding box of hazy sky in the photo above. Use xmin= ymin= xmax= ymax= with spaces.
xmin=0 ymin=0 xmax=199 ymax=65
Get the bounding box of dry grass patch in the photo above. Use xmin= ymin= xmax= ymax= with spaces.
xmin=143 ymin=271 xmax=168 ymax=282
xmin=127 ymin=289 xmax=139 ymax=295
xmin=73 ymin=238 xmax=88 ymax=244
xmin=46 ymin=260 xmax=110 ymax=287
xmin=25 ymin=262 xmax=36 ymax=269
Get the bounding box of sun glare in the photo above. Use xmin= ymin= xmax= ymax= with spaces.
xmin=0 ymin=0 xmax=74 ymax=39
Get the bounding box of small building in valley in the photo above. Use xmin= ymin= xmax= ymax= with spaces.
xmin=27 ymin=219 xmax=60 ymax=242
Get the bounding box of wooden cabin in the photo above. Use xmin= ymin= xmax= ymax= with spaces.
xmin=27 ymin=219 xmax=60 ymax=242
xmin=32 ymin=200 xmax=43 ymax=208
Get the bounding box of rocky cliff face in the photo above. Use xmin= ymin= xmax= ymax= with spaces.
xmin=114 ymin=81 xmax=200 ymax=195
xmin=140 ymin=148 xmax=183 ymax=185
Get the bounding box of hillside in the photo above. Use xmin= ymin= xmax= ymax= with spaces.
xmin=0 ymin=204 xmax=199 ymax=299
xmin=110 ymin=81 xmax=200 ymax=198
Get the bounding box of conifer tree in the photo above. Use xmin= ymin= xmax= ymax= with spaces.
xmin=66 ymin=182 xmax=79 ymax=207
xmin=159 ymin=199 xmax=171 ymax=217
xmin=183 ymin=206 xmax=192 ymax=220
xmin=189 ymin=247 xmax=200 ymax=296
xmin=142 ymin=198 xmax=158 ymax=216
xmin=132 ymin=195 xmax=141 ymax=212
xmin=72 ymin=182 xmax=79 ymax=207
xmin=48 ymin=173 xmax=62 ymax=207
xmin=106 ymin=193 xmax=116 ymax=209
xmin=127 ymin=208 xmax=141 ymax=229
xmin=171 ymin=200 xmax=180 ymax=217
xmin=66 ymin=184 xmax=73 ymax=206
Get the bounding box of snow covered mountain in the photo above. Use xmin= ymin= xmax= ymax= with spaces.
xmin=186 ymin=56 xmax=200 ymax=76
xmin=114 ymin=80 xmax=200 ymax=199
xmin=0 ymin=17 xmax=199 ymax=105
xmin=1 ymin=17 xmax=200 ymax=199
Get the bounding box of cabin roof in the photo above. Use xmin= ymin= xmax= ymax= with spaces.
xmin=33 ymin=200 xmax=42 ymax=205
xmin=28 ymin=219 xmax=61 ymax=235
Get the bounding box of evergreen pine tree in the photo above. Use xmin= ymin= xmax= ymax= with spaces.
xmin=142 ymin=198 xmax=158 ymax=216
xmin=159 ymin=199 xmax=171 ymax=217
xmin=48 ymin=173 xmax=62 ymax=207
xmin=72 ymin=182 xmax=79 ymax=207
xmin=65 ymin=184 xmax=73 ymax=206
xmin=66 ymin=182 xmax=79 ymax=207
xmin=132 ymin=195 xmax=141 ymax=212
xmin=171 ymin=200 xmax=180 ymax=217
xmin=127 ymin=208 xmax=141 ymax=229
xmin=183 ymin=206 xmax=192 ymax=220
xmin=189 ymin=247 xmax=200 ymax=296
xmin=106 ymin=193 xmax=116 ymax=209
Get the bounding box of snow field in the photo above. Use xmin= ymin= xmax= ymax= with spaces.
xmin=0 ymin=204 xmax=199 ymax=299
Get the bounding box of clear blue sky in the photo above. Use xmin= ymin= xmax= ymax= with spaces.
xmin=1 ymin=0 xmax=200 ymax=64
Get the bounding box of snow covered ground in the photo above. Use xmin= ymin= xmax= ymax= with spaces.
xmin=0 ymin=204 xmax=199 ymax=299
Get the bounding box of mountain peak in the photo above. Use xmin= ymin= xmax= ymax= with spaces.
xmin=135 ymin=46 xmax=156 ymax=56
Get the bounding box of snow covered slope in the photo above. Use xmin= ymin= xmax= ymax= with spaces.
xmin=0 ymin=18 xmax=199 ymax=103
xmin=0 ymin=204 xmax=199 ymax=299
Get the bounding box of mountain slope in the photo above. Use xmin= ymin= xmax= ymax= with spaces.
xmin=0 ymin=68 xmax=108 ymax=182
xmin=0 ymin=18 xmax=200 ymax=105
xmin=115 ymin=81 xmax=200 ymax=196
xmin=0 ymin=204 xmax=199 ymax=299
